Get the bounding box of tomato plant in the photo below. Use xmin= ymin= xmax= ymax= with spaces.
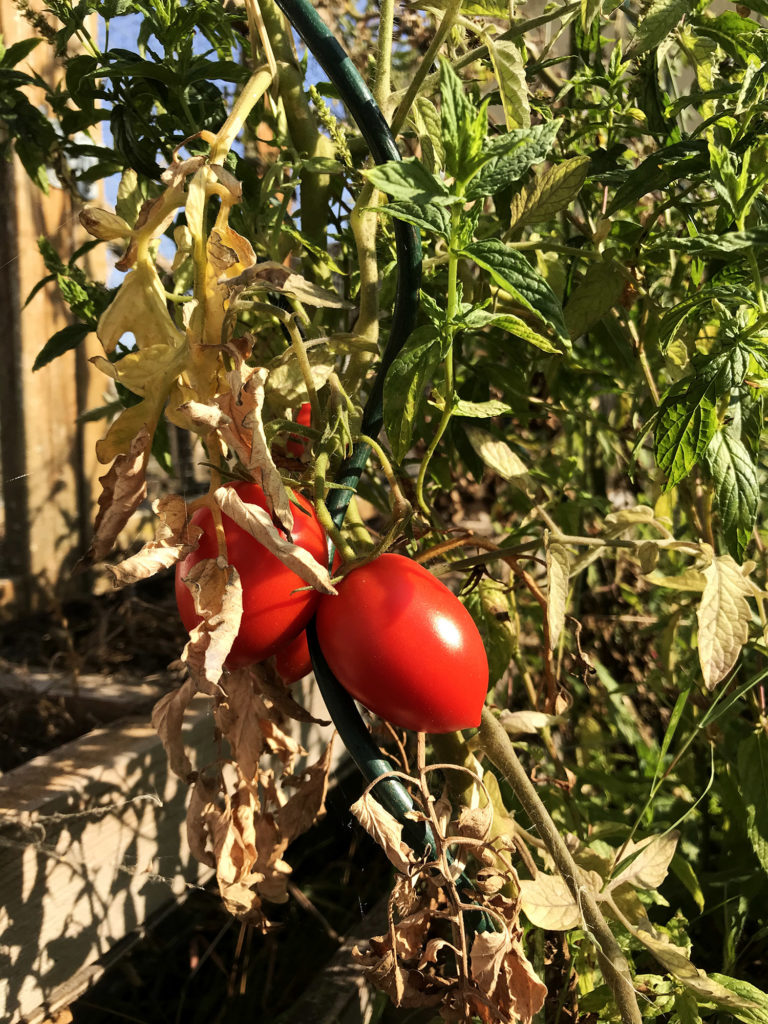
xmin=175 ymin=482 xmax=328 ymax=667
xmin=315 ymin=553 xmax=488 ymax=733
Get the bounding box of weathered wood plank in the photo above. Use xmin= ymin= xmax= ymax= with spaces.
xmin=0 ymin=675 xmax=345 ymax=1024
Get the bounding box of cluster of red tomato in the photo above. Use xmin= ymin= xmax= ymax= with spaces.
xmin=175 ymin=480 xmax=489 ymax=733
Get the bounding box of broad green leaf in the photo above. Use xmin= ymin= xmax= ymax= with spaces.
xmin=368 ymin=199 xmax=450 ymax=240
xmin=628 ymin=0 xmax=695 ymax=56
xmin=671 ymin=853 xmax=705 ymax=912
xmin=363 ymin=159 xmax=450 ymax=205
xmin=462 ymin=308 xmax=562 ymax=353
xmin=737 ymin=732 xmax=768 ymax=877
xmin=466 ymin=121 xmax=561 ymax=200
xmin=509 ymin=156 xmax=590 ymax=229
xmin=461 ymin=239 xmax=568 ymax=343
xmin=453 ymin=398 xmax=513 ymax=418
xmin=581 ymin=0 xmax=603 ymax=32
xmin=383 ymin=325 xmax=443 ymax=464
xmin=438 ymin=58 xmax=486 ymax=183
xmin=32 ymin=322 xmax=93 ymax=371
xmin=656 ymin=398 xmax=718 ymax=489
xmin=476 ymin=577 xmax=517 ymax=684
xmin=655 ymin=348 xmax=749 ymax=488
xmin=704 ymin=430 xmax=759 ymax=559
xmin=409 ymin=95 xmax=445 ymax=174
xmin=546 ymin=542 xmax=570 ymax=650
xmin=709 ymin=974 xmax=768 ymax=1024
xmin=564 ymin=262 xmax=625 ymax=339
xmin=607 ymin=140 xmax=707 ymax=215
xmin=648 ymin=227 xmax=768 ymax=256
xmin=697 ymin=555 xmax=754 ymax=690
xmin=487 ymin=37 xmax=530 ymax=130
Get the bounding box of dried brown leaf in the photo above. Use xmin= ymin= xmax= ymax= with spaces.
xmin=504 ymin=938 xmax=548 ymax=1022
xmin=180 ymin=558 xmax=243 ymax=692
xmin=151 ymin=677 xmax=196 ymax=779
xmin=107 ymin=494 xmax=202 ymax=586
xmin=351 ymin=791 xmax=415 ymax=874
xmin=214 ymin=485 xmax=336 ymax=594
xmin=186 ymin=774 xmax=218 ymax=868
xmin=255 ymin=662 xmax=330 ymax=725
xmin=470 ymin=929 xmax=511 ymax=999
xmin=214 ymin=669 xmax=270 ymax=779
xmin=259 ymin=717 xmax=306 ymax=769
xmin=83 ymin=426 xmax=151 ymax=564
xmin=277 ymin=739 xmax=335 ymax=844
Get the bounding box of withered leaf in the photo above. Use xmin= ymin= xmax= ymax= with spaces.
xmin=255 ymin=662 xmax=330 ymax=725
xmin=152 ymin=677 xmax=196 ymax=779
xmin=180 ymin=558 xmax=243 ymax=692
xmin=214 ymin=485 xmax=336 ymax=594
xmin=470 ymin=929 xmax=511 ymax=999
xmin=504 ymin=938 xmax=548 ymax=1022
xmin=186 ymin=774 xmax=219 ymax=868
xmin=259 ymin=717 xmax=306 ymax=769
xmin=214 ymin=669 xmax=269 ymax=780
xmin=107 ymin=494 xmax=202 ymax=587
xmin=83 ymin=426 xmax=151 ymax=565
xmin=240 ymin=367 xmax=294 ymax=531
xmin=277 ymin=739 xmax=335 ymax=844
xmin=351 ymin=791 xmax=415 ymax=874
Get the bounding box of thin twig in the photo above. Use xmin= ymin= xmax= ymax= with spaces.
xmin=478 ymin=708 xmax=643 ymax=1024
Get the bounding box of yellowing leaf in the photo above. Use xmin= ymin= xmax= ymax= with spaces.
xmin=610 ymin=832 xmax=679 ymax=892
xmin=546 ymin=541 xmax=571 ymax=650
xmin=487 ymin=38 xmax=530 ymax=131
xmin=465 ymin=425 xmax=533 ymax=491
xmin=97 ymin=261 xmax=185 ymax=353
xmin=697 ymin=555 xmax=754 ymax=689
xmin=645 ymin=569 xmax=706 ymax=592
xmin=519 ymin=869 xmax=601 ymax=930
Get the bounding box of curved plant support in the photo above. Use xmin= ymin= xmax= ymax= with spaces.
xmin=272 ymin=0 xmax=426 ymax=826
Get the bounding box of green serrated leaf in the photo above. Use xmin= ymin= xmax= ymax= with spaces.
xmin=487 ymin=37 xmax=530 ymax=131
xmin=466 ymin=121 xmax=561 ymax=200
xmin=510 ymin=156 xmax=590 ymax=229
xmin=461 ymin=239 xmax=569 ymax=344
xmin=704 ymin=430 xmax=759 ymax=558
xmin=737 ymin=732 xmax=768 ymax=878
xmin=369 ymin=200 xmax=450 ymax=240
xmin=648 ymin=227 xmax=768 ymax=256
xmin=462 ymin=308 xmax=563 ymax=353
xmin=33 ymin=322 xmax=93 ymax=371
xmin=564 ymin=262 xmax=626 ymax=339
xmin=383 ymin=325 xmax=443 ymax=464
xmin=363 ymin=159 xmax=450 ymax=205
xmin=628 ymin=0 xmax=695 ymax=56
xmin=656 ymin=398 xmax=718 ymax=489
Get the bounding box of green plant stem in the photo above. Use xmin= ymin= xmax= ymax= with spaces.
xmin=373 ymin=0 xmax=395 ymax=111
xmin=478 ymin=708 xmax=643 ymax=1024
xmin=390 ymin=0 xmax=464 ymax=136
xmin=346 ymin=181 xmax=381 ymax=386
xmin=748 ymin=249 xmax=766 ymax=314
xmin=415 ymin=209 xmax=460 ymax=516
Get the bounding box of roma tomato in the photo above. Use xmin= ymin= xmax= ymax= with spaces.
xmin=286 ymin=401 xmax=312 ymax=458
xmin=274 ymin=630 xmax=312 ymax=684
xmin=315 ymin=553 xmax=488 ymax=733
xmin=175 ymin=482 xmax=328 ymax=668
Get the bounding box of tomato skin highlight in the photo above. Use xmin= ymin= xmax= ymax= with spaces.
xmin=315 ymin=553 xmax=488 ymax=733
xmin=175 ymin=482 xmax=328 ymax=668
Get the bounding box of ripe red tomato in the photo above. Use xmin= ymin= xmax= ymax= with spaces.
xmin=175 ymin=481 xmax=328 ymax=668
xmin=286 ymin=401 xmax=312 ymax=458
xmin=315 ymin=553 xmax=488 ymax=732
xmin=275 ymin=630 xmax=312 ymax=683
